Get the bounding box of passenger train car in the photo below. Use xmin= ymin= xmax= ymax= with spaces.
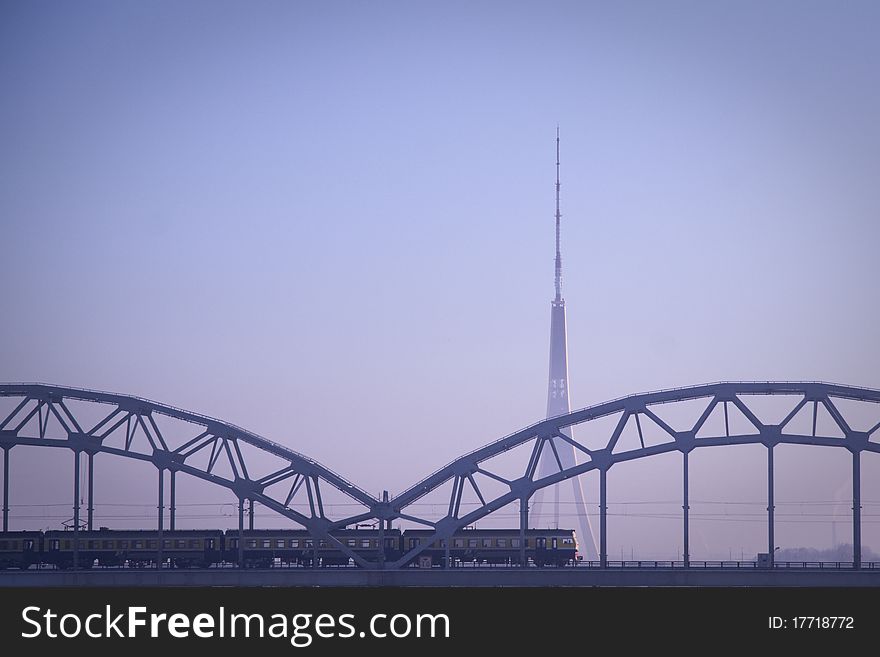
xmin=0 ymin=527 xmax=578 ymax=569
xmin=224 ymin=528 xmax=403 ymax=568
xmin=403 ymin=528 xmax=577 ymax=567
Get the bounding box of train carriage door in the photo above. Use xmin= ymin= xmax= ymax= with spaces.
xmin=536 ymin=537 xmax=547 ymax=550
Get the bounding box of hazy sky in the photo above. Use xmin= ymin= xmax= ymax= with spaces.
xmin=2 ymin=1 xmax=878 ymax=558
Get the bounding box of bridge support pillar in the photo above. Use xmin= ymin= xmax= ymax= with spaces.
xmin=519 ymin=496 xmax=528 ymax=567
xmin=853 ymin=450 xmax=861 ymax=569
xmin=683 ymin=451 xmax=689 ymax=567
xmin=599 ymin=468 xmax=607 ymax=568
xmin=767 ymin=446 xmax=775 ymax=568
xmin=248 ymin=498 xmax=254 ymax=531
xmin=238 ymin=498 xmax=244 ymax=568
xmin=73 ymin=450 xmax=80 ymax=570
xmin=87 ymin=452 xmax=94 ymax=531
xmin=2 ymin=447 xmax=8 ymax=532
xmin=157 ymin=467 xmax=164 ymax=569
xmin=169 ymin=470 xmax=176 ymax=531
xmin=378 ymin=518 xmax=385 ymax=571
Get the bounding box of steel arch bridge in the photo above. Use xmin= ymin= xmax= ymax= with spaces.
xmin=1 ymin=381 xmax=879 ymax=570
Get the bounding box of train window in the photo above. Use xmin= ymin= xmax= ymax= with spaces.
xmin=190 ymin=540 xmax=201 ymax=549
xmin=229 ymin=539 xmax=238 ymax=548
xmin=134 ymin=541 xmax=144 ymax=549
xmin=303 ymin=539 xmax=313 ymax=548
xmin=102 ymin=541 xmax=113 ymax=549
xmin=562 ymin=538 xmax=574 ymax=546
xmin=247 ymin=540 xmax=257 ymax=548
xmin=440 ymin=539 xmax=447 ymax=547
xmin=262 ymin=540 xmax=271 ymax=549
xmin=482 ymin=539 xmax=492 ymax=548
xmin=552 ymin=538 xmax=558 ymax=549
xmin=468 ymin=539 xmax=478 ymax=548
xmin=78 ymin=541 xmax=85 ymax=549
xmin=0 ymin=541 xmax=6 ymax=550
xmin=163 ymin=540 xmax=172 ymax=549
xmin=347 ymin=539 xmax=357 ymax=547
xmin=88 ymin=540 xmax=98 ymax=549
xmin=497 ymin=539 xmax=507 ymax=548
xmin=385 ymin=538 xmax=396 ymax=548
xmin=319 ymin=540 xmax=327 ymax=548
xmin=51 ymin=540 xmax=60 ymax=550
xmin=176 ymin=540 xmax=186 ymax=549
xmin=147 ymin=540 xmax=156 ymax=549
xmin=206 ymin=539 xmax=215 ymax=549
xmin=511 ymin=539 xmax=520 ymax=548
xmin=454 ymin=539 xmax=464 ymax=548
xmin=289 ymin=539 xmax=299 ymax=548
xmin=275 ymin=540 xmax=285 ymax=549
xmin=24 ymin=539 xmax=35 ymax=550
xmin=119 ymin=541 xmax=128 ymax=549
xmin=64 ymin=540 xmax=71 ymax=549
xmin=360 ymin=539 xmax=371 ymax=548
xmin=409 ymin=538 xmax=420 ymax=549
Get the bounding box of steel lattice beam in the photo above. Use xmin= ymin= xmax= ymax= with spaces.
xmin=1 ymin=381 xmax=879 ymax=569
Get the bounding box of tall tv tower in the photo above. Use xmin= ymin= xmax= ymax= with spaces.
xmin=531 ymin=128 xmax=599 ymax=560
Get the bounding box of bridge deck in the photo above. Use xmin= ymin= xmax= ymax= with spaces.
xmin=2 ymin=568 xmax=879 ymax=587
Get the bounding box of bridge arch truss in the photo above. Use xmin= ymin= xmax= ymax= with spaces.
xmin=2 ymin=382 xmax=879 ymax=569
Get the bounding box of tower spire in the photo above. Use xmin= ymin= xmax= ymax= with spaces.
xmin=555 ymin=126 xmax=562 ymax=302
xmin=530 ymin=127 xmax=599 ymax=560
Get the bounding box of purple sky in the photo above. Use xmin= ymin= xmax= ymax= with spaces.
xmin=2 ymin=1 xmax=879 ymax=559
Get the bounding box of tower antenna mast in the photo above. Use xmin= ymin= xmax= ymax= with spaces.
xmin=555 ymin=126 xmax=563 ymax=302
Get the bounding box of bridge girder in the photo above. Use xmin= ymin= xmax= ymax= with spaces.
xmin=1 ymin=381 xmax=879 ymax=569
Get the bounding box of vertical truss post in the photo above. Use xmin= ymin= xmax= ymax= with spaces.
xmin=169 ymin=470 xmax=176 ymax=532
xmin=238 ymin=498 xmax=244 ymax=568
xmin=378 ymin=490 xmax=387 ymax=570
xmin=683 ymin=450 xmax=690 ymax=568
xmin=853 ymin=450 xmax=862 ymax=569
xmin=519 ymin=496 xmax=528 ymax=567
xmin=599 ymin=467 xmax=607 ymax=568
xmin=248 ymin=498 xmax=255 ymax=531
xmin=767 ymin=445 xmax=775 ymax=568
xmin=157 ymin=467 xmax=164 ymax=569
xmin=87 ymin=453 xmax=94 ymax=531
xmin=73 ymin=450 xmax=80 ymax=570
xmin=2 ymin=447 xmax=8 ymax=532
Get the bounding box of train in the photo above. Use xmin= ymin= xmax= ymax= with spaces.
xmin=0 ymin=527 xmax=578 ymax=569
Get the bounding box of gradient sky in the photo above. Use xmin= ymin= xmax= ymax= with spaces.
xmin=2 ymin=1 xmax=879 ymax=558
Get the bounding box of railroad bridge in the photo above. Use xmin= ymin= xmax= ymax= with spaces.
xmin=1 ymin=381 xmax=879 ymax=586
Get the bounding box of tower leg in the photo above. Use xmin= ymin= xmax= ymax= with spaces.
xmin=520 ymin=497 xmax=528 ymax=567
